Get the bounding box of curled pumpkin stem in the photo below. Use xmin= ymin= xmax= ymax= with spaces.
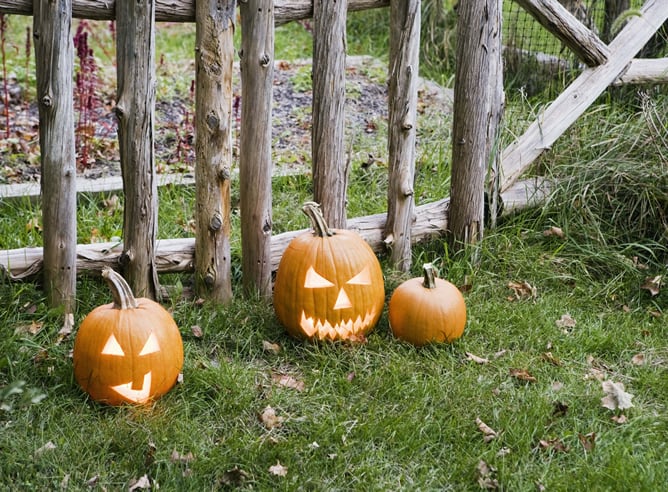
xmin=101 ymin=267 xmax=139 ymax=310
xmin=422 ymin=263 xmax=437 ymax=289
xmin=302 ymin=201 xmax=334 ymax=237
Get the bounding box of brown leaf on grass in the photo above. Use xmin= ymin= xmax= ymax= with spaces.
xmin=541 ymin=351 xmax=562 ymax=366
xmin=191 ymin=325 xmax=203 ymax=338
xmin=220 ymin=466 xmax=249 ymax=487
xmin=55 ymin=314 xmax=74 ymax=345
xmin=272 ymin=373 xmax=305 ymax=392
xmin=507 ymin=280 xmax=537 ymax=300
xmin=543 ymin=225 xmax=565 ymax=239
xmin=85 ymin=476 xmax=100 ymax=487
xmin=631 ymin=353 xmax=646 ymax=366
xmin=476 ymin=460 xmax=498 ymax=490
xmin=475 ymin=418 xmax=498 ymax=442
xmin=269 ymin=461 xmax=288 ymax=477
xmin=14 ymin=320 xmax=43 ymax=336
xmin=466 ymin=352 xmax=489 ymax=364
xmin=170 ymin=450 xmax=195 ymax=464
xmin=34 ymin=441 xmax=56 ymax=456
xmin=555 ymin=313 xmax=576 ymax=331
xmin=552 ymin=401 xmax=569 ymax=417
xmin=493 ymin=349 xmax=507 ymax=359
xmin=640 ymin=275 xmax=662 ymax=296
xmin=537 ymin=437 xmax=569 ymax=453
xmin=262 ymin=340 xmax=281 ymax=354
xmin=509 ymin=368 xmax=536 ymax=383
xmin=601 ymin=380 xmax=634 ymax=410
xmin=128 ymin=475 xmax=152 ymax=491
xmin=578 ymin=432 xmax=596 ymax=452
xmin=259 ymin=406 xmax=284 ymax=429
xmin=551 ymin=381 xmax=565 ymax=392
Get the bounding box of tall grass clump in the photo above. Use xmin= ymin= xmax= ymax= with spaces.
xmin=526 ymin=91 xmax=667 ymax=280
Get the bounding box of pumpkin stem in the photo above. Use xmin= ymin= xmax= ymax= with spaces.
xmin=101 ymin=267 xmax=139 ymax=310
xmin=302 ymin=201 xmax=334 ymax=237
xmin=422 ymin=263 xmax=437 ymax=289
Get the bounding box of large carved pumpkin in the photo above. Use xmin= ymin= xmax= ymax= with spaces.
xmin=388 ymin=263 xmax=466 ymax=346
xmin=73 ymin=267 xmax=184 ymax=405
xmin=273 ymin=202 xmax=385 ymax=341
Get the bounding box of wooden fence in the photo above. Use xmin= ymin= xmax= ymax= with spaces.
xmin=1 ymin=0 xmax=667 ymax=315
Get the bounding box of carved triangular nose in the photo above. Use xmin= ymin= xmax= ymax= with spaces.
xmin=333 ymin=288 xmax=352 ymax=310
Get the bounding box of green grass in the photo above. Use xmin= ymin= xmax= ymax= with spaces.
xmin=1 ymin=219 xmax=666 ymax=490
xmin=2 ymin=5 xmax=668 ymax=491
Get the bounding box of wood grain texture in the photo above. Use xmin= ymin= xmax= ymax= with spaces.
xmin=239 ymin=0 xmax=275 ymax=299
xmin=33 ymin=0 xmax=77 ymax=312
xmin=194 ymin=0 xmax=235 ymax=302
xmin=115 ymin=0 xmax=159 ymax=299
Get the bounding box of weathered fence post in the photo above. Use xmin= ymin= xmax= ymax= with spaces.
xmin=239 ymin=0 xmax=275 ymax=299
xmin=312 ymin=0 xmax=348 ymax=228
xmin=33 ymin=0 xmax=77 ymax=313
xmin=449 ymin=0 xmax=503 ymax=251
xmin=115 ymin=0 xmax=159 ymax=299
xmin=194 ymin=0 xmax=235 ymax=303
xmin=385 ymin=0 xmax=421 ymax=272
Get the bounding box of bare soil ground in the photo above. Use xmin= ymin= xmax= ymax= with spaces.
xmin=0 ymin=56 xmax=452 ymax=187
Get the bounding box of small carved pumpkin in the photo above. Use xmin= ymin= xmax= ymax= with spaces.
xmin=388 ymin=263 xmax=466 ymax=346
xmin=73 ymin=267 xmax=184 ymax=405
xmin=274 ymin=202 xmax=385 ymax=341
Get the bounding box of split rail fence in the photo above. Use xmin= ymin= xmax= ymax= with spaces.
xmin=1 ymin=0 xmax=667 ymax=314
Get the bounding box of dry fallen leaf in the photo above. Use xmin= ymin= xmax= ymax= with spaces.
xmin=262 ymin=340 xmax=281 ymax=354
xmin=640 ymin=275 xmax=662 ymax=296
xmin=541 ymin=351 xmax=562 ymax=366
xmin=34 ymin=441 xmax=56 ymax=456
xmin=543 ymin=225 xmax=565 ymax=239
xmin=476 ymin=460 xmax=498 ymax=490
xmin=551 ymin=381 xmax=565 ymax=392
xmin=631 ymin=353 xmax=646 ymax=366
xmin=538 ymin=437 xmax=569 ymax=453
xmin=272 ymin=373 xmax=305 ymax=392
xmin=170 ymin=450 xmax=195 ymax=464
xmin=466 ymin=352 xmax=490 ymax=364
xmin=509 ymin=368 xmax=536 ymax=383
xmin=507 ymin=280 xmax=537 ymax=300
xmin=260 ymin=406 xmax=284 ymax=429
xmin=128 ymin=474 xmax=152 ymax=491
xmin=191 ymin=325 xmax=203 ymax=338
xmin=601 ymin=380 xmax=634 ymax=410
xmin=578 ymin=432 xmax=596 ymax=452
xmin=555 ymin=313 xmax=576 ymax=331
xmin=269 ymin=461 xmax=288 ymax=477
xmin=475 ymin=418 xmax=498 ymax=443
xmin=14 ymin=320 xmax=43 ymax=336
xmin=552 ymin=401 xmax=569 ymax=417
xmin=496 ymin=447 xmax=511 ymax=457
xmin=220 ymin=466 xmax=249 ymax=487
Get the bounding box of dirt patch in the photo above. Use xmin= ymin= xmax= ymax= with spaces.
xmin=0 ymin=56 xmax=452 ymax=186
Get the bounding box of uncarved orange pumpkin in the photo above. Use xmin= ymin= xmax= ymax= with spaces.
xmin=388 ymin=263 xmax=466 ymax=346
xmin=73 ymin=267 xmax=184 ymax=405
xmin=273 ymin=202 xmax=385 ymax=341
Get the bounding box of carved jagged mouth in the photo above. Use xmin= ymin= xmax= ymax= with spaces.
xmin=300 ymin=309 xmax=377 ymax=340
xmin=111 ymin=371 xmax=152 ymax=404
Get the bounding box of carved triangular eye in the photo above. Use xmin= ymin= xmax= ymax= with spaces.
xmin=101 ymin=334 xmax=125 ymax=356
xmin=139 ymin=332 xmax=161 ymax=355
xmin=347 ymin=266 xmax=372 ymax=285
xmin=304 ymin=266 xmax=335 ymax=288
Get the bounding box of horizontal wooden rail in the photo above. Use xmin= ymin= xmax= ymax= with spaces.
xmin=0 ymin=0 xmax=389 ymax=23
xmin=1 ymin=180 xmax=548 ymax=280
